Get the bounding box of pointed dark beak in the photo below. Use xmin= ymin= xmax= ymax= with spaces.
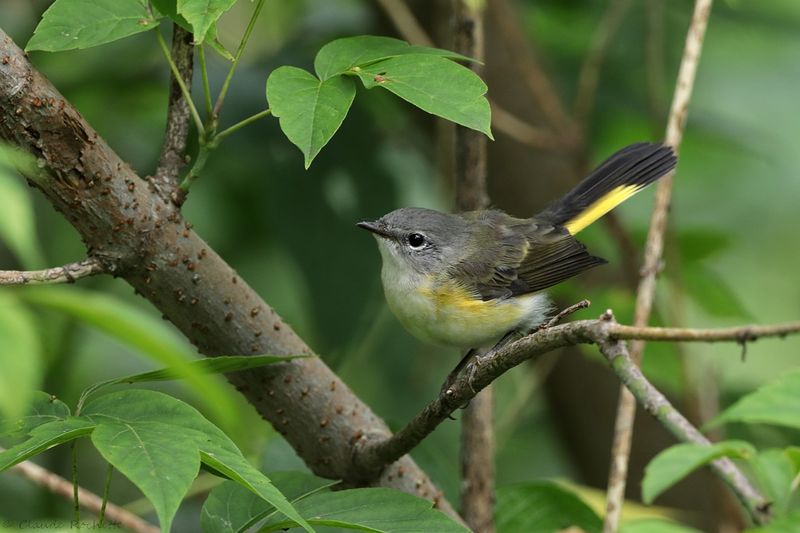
xmin=357 ymin=220 xmax=391 ymax=238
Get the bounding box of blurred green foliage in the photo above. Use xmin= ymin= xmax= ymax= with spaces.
xmin=1 ymin=0 xmax=799 ymax=530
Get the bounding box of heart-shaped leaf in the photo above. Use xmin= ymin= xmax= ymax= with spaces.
xmin=314 ymin=35 xmax=473 ymax=81
xmin=267 ymin=67 xmax=356 ymax=168
xmin=355 ymin=55 xmax=492 ymax=139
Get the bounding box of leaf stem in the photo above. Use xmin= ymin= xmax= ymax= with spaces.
xmin=215 ymin=109 xmax=271 ymax=143
xmin=71 ymin=441 xmax=80 ymax=528
xmin=212 ymin=0 xmax=266 ymax=119
xmin=178 ymin=144 xmax=211 ymax=194
xmin=98 ymin=463 xmax=113 ymax=527
xmin=156 ymin=28 xmax=204 ymax=136
xmin=198 ymin=45 xmax=213 ymax=119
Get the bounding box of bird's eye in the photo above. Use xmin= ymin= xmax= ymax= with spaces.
xmin=407 ymin=233 xmax=426 ymax=249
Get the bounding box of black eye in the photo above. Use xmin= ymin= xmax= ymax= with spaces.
xmin=407 ymin=233 xmax=426 ymax=248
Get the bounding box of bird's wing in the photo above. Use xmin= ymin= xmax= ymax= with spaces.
xmin=447 ymin=211 xmax=606 ymax=300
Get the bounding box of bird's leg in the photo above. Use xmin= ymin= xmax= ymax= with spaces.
xmin=440 ymin=348 xmax=477 ymax=396
xmin=466 ymin=330 xmax=520 ymax=393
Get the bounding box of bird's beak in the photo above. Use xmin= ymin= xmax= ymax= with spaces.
xmin=357 ymin=220 xmax=391 ymax=238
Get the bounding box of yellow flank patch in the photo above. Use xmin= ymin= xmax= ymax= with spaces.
xmin=415 ymin=281 xmax=526 ymax=347
xmin=564 ymin=184 xmax=641 ymax=234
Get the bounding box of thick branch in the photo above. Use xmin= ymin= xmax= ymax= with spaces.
xmin=0 ymin=258 xmax=104 ymax=285
xmin=356 ymin=315 xmax=782 ymax=522
xmin=151 ymin=24 xmax=194 ymax=200
xmin=604 ymin=2 xmax=713 ymax=530
xmin=0 ymin=29 xmax=460 ymax=521
xmin=2 ymin=448 xmax=158 ymax=533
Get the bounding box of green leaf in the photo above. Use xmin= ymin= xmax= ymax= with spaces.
xmin=78 ymin=354 xmax=308 ymax=412
xmin=151 ymin=0 xmax=232 ymax=60
xmin=314 ymin=35 xmax=473 ymax=81
xmin=201 ymin=472 xmax=337 ymax=533
xmin=1 ymin=391 xmax=70 ymax=437
xmin=267 ymin=67 xmax=356 ymax=168
xmin=751 ymin=449 xmax=799 ymax=517
xmin=621 ymin=519 xmax=702 ymax=533
xmin=177 ymin=0 xmax=237 ymax=43
xmin=20 ymin=287 xmax=235 ymax=426
xmin=200 ymin=452 xmax=312 ymax=533
xmin=495 ymin=481 xmax=602 ymax=533
xmin=259 ymin=487 xmax=469 ymax=532
xmin=83 ymin=390 xmax=310 ymax=533
xmin=0 ymin=417 xmax=96 ymax=471
xmin=92 ymin=420 xmax=200 ymax=533
xmin=711 ymin=368 xmax=800 ymax=430
xmin=26 ymin=0 xmax=159 ymax=52
xmin=355 ymin=55 xmax=493 ymax=139
xmin=0 ymin=155 xmax=44 ymax=269
xmin=642 ymin=440 xmax=755 ymax=504
xmin=0 ymin=294 xmax=43 ymax=427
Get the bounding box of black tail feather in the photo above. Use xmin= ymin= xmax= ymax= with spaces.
xmin=537 ymin=142 xmax=677 ymax=228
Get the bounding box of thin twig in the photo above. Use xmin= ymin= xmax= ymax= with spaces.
xmin=375 ymin=0 xmax=433 ymax=47
xmin=609 ymin=321 xmax=800 ymax=342
xmin=152 ymin=24 xmax=194 ymax=198
xmin=450 ymin=1 xmax=495 ymax=530
xmin=0 ymin=258 xmax=104 ymax=285
xmin=597 ymin=314 xmax=770 ymax=526
xmin=573 ymin=0 xmax=633 ymax=124
xmin=373 ymin=0 xmax=564 ymax=151
xmin=539 ymin=299 xmax=591 ymax=330
xmin=604 ymin=2 xmax=714 ymax=531
xmin=487 ymin=0 xmax=579 ymax=143
xmin=354 ymin=314 xmax=785 ymax=524
xmin=1 ymin=447 xmax=158 ymax=533
xmin=646 ymin=0 xmax=667 ymax=136
xmin=490 ymin=103 xmax=564 ymax=151
xmin=155 ymin=30 xmax=203 ymax=137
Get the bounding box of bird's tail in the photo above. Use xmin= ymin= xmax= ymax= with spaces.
xmin=538 ymin=142 xmax=677 ymax=234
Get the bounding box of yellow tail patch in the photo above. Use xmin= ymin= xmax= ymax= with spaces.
xmin=564 ymin=184 xmax=641 ymax=234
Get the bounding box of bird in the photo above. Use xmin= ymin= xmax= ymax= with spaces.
xmin=358 ymin=142 xmax=677 ymax=390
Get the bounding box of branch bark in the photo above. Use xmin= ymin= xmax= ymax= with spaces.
xmin=604 ymin=2 xmax=715 ymax=530
xmin=0 ymin=258 xmax=104 ymax=285
xmin=151 ymin=24 xmax=194 ymax=201
xmin=0 ymin=28 xmax=461 ymax=521
xmin=356 ymin=315 xmax=785 ymax=524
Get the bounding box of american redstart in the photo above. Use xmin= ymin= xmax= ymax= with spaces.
xmin=358 ymin=142 xmax=677 ymax=388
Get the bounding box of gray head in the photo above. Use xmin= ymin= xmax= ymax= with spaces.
xmin=357 ymin=207 xmax=469 ymax=275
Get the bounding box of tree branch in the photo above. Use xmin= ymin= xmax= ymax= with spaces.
xmin=355 ymin=314 xmax=786 ymax=523
xmin=1 ymin=447 xmax=158 ymax=533
xmin=151 ymin=24 xmax=194 ymax=201
xmin=450 ymin=1 xmax=495 ymax=530
xmin=0 ymin=28 xmax=461 ymax=522
xmin=604 ymin=1 xmax=713 ymax=530
xmin=0 ymin=258 xmax=104 ymax=285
